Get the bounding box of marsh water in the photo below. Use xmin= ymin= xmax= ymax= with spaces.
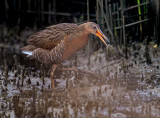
xmin=0 ymin=28 xmax=160 ymax=118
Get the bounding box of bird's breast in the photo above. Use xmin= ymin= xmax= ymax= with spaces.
xmin=62 ymin=32 xmax=89 ymax=60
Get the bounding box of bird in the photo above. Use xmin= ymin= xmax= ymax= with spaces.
xmin=21 ymin=22 xmax=110 ymax=90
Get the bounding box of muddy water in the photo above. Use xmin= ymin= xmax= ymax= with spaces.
xmin=0 ymin=44 xmax=160 ymax=118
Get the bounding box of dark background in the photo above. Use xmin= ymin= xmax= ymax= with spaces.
xmin=0 ymin=0 xmax=159 ymax=53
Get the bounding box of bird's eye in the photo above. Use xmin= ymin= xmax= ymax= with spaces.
xmin=93 ymin=26 xmax=97 ymax=30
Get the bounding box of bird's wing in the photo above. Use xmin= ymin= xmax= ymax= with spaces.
xmin=27 ymin=23 xmax=78 ymax=49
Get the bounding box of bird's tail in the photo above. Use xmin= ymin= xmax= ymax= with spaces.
xmin=21 ymin=50 xmax=33 ymax=57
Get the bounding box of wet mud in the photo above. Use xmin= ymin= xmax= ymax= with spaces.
xmin=0 ymin=29 xmax=160 ymax=118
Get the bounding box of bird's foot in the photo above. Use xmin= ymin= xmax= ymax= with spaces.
xmin=50 ymin=64 xmax=57 ymax=91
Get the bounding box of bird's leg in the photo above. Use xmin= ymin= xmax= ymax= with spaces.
xmin=57 ymin=67 xmax=78 ymax=71
xmin=50 ymin=64 xmax=57 ymax=91
xmin=57 ymin=67 xmax=98 ymax=77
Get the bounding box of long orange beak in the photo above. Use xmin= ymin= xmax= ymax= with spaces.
xmin=96 ymin=30 xmax=110 ymax=46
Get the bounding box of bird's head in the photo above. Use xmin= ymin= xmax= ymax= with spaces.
xmin=85 ymin=22 xmax=110 ymax=46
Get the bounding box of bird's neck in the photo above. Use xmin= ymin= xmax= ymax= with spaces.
xmin=77 ymin=23 xmax=90 ymax=42
xmin=78 ymin=23 xmax=89 ymax=35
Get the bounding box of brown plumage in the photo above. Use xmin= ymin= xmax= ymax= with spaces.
xmin=21 ymin=22 xmax=109 ymax=90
